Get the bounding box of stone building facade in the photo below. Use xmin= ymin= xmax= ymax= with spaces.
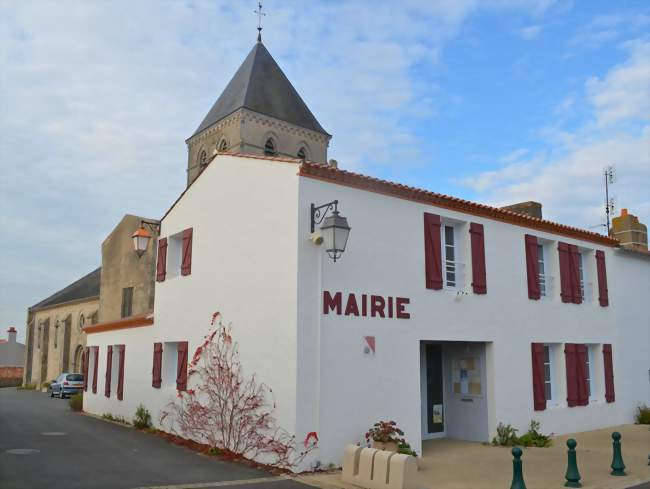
xmin=98 ymin=214 xmax=158 ymax=324
xmin=24 ymin=269 xmax=100 ymax=386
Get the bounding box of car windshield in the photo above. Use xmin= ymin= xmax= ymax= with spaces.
xmin=66 ymin=374 xmax=83 ymax=381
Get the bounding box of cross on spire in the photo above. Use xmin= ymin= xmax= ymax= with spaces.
xmin=254 ymin=2 xmax=266 ymax=42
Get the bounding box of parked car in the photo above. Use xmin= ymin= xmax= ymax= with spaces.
xmin=50 ymin=373 xmax=84 ymax=399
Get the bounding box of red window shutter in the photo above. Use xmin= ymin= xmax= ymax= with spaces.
xmin=469 ymin=223 xmax=487 ymax=294
xmin=105 ymin=346 xmax=112 ymax=398
xmin=152 ymin=342 xmax=163 ymax=389
xmin=569 ymin=245 xmax=582 ymax=304
xmin=595 ymin=250 xmax=609 ymax=307
xmin=92 ymin=346 xmax=99 ymax=394
xmin=117 ymin=345 xmax=125 ymax=401
xmin=564 ymin=343 xmax=578 ymax=407
xmin=575 ymin=344 xmax=589 ymax=405
xmin=558 ymin=242 xmax=572 ymax=303
xmin=424 ymin=213 xmax=443 ymax=290
xmin=83 ymin=348 xmax=89 ymax=391
xmin=531 ymin=343 xmax=546 ymax=411
xmin=603 ymin=344 xmax=615 ymax=402
xmin=176 ymin=342 xmax=188 ymax=391
xmin=181 ymin=228 xmax=193 ymax=276
xmin=156 ymin=238 xmax=168 ymax=282
xmin=525 ymin=235 xmax=540 ymax=300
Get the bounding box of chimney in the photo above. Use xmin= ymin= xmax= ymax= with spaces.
xmin=501 ymin=201 xmax=543 ymax=219
xmin=7 ymin=327 xmax=17 ymax=344
xmin=611 ymin=208 xmax=648 ymax=252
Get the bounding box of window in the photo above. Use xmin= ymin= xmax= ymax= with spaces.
xmin=54 ymin=321 xmax=59 ymax=349
xmin=443 ymin=225 xmax=456 ymax=288
xmin=537 ymin=244 xmax=546 ymax=297
xmin=543 ymin=345 xmax=553 ymax=402
xmin=218 ymin=138 xmax=228 ymax=152
xmin=264 ymin=138 xmax=277 ymax=156
xmin=297 ymin=147 xmax=306 ymax=159
xmin=79 ymin=314 xmax=85 ymax=330
xmin=197 ymin=149 xmax=208 ymax=168
xmin=578 ymin=252 xmax=585 ymax=300
xmin=121 ymin=287 xmax=134 ymax=318
xmin=584 ymin=346 xmax=598 ymax=400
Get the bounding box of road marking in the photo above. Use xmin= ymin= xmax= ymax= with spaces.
xmin=5 ymin=448 xmax=40 ymax=455
xmin=134 ymin=475 xmax=291 ymax=489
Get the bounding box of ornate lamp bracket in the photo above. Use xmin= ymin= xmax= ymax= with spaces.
xmin=311 ymin=200 xmax=338 ymax=233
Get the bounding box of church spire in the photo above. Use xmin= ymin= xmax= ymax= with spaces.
xmin=254 ymin=2 xmax=265 ymax=43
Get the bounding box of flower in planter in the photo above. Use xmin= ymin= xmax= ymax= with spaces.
xmin=365 ymin=420 xmax=406 ymax=445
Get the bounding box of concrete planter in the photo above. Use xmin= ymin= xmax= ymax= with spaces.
xmin=372 ymin=440 xmax=398 ymax=452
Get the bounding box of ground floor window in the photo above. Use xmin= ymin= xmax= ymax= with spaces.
xmin=543 ymin=344 xmax=554 ymax=403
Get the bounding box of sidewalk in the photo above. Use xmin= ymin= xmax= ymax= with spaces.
xmin=297 ymin=424 xmax=650 ymax=489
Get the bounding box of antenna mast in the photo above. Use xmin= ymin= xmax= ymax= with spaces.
xmin=604 ymin=166 xmax=616 ymax=236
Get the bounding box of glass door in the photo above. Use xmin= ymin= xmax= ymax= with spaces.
xmin=426 ymin=344 xmax=444 ymax=434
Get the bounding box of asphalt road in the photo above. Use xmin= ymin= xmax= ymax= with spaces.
xmin=0 ymin=387 xmax=310 ymax=489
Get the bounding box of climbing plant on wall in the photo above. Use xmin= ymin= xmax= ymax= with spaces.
xmin=160 ymin=311 xmax=317 ymax=469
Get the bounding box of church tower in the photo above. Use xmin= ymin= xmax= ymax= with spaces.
xmin=185 ymin=38 xmax=331 ymax=186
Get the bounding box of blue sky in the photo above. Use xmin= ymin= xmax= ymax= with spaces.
xmin=1 ymin=0 xmax=649 ymax=342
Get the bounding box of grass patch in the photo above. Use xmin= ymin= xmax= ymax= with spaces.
xmin=492 ymin=420 xmax=551 ymax=448
xmin=635 ymin=404 xmax=650 ymax=424
xmin=68 ymin=393 xmax=83 ymax=411
xmin=102 ymin=413 xmax=130 ymax=425
xmin=133 ymin=404 xmax=152 ymax=429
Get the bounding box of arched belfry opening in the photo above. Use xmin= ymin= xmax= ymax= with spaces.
xmin=185 ymin=39 xmax=332 ymax=185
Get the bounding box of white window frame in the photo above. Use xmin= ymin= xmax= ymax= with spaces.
xmin=441 ymin=223 xmax=466 ymax=290
xmin=585 ymin=345 xmax=598 ymax=401
xmin=162 ymin=341 xmax=180 ymax=389
xmin=538 ymin=244 xmax=547 ymax=297
xmin=110 ymin=345 xmax=120 ymax=399
xmin=166 ymin=232 xmax=184 ymax=279
xmin=543 ymin=344 xmax=556 ymax=405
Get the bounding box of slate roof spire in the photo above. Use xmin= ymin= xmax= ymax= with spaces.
xmin=191 ymin=41 xmax=328 ymax=137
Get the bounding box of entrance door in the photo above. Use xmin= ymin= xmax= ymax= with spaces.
xmin=425 ymin=344 xmax=444 ymax=435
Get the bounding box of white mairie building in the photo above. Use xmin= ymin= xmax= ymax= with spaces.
xmin=82 ymin=38 xmax=650 ymax=472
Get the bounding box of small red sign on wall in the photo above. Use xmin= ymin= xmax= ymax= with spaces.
xmin=364 ymin=336 xmax=376 ymax=356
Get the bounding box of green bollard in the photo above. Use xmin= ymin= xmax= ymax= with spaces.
xmin=564 ymin=439 xmax=582 ymax=487
xmin=610 ymin=432 xmax=626 ymax=476
xmin=510 ymin=447 xmax=527 ymax=489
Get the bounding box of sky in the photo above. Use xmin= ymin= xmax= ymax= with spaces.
xmin=1 ymin=0 xmax=649 ymax=342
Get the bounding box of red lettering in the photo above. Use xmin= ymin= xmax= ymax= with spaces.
xmin=396 ymin=297 xmax=410 ymax=319
xmin=323 ymin=291 xmax=342 ymax=315
xmin=361 ymin=294 xmax=368 ymax=316
xmin=370 ymin=295 xmax=386 ymax=318
xmin=387 ymin=296 xmax=393 ymax=318
xmin=344 ymin=294 xmax=360 ymax=316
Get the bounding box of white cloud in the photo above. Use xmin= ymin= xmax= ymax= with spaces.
xmin=461 ymin=40 xmax=650 ymax=229
xmin=587 ymin=40 xmax=650 ymax=126
xmin=517 ymin=25 xmax=542 ymax=40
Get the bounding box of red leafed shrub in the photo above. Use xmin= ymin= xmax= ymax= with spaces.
xmin=160 ymin=311 xmax=317 ymax=469
xmin=365 ymin=420 xmax=405 ymax=444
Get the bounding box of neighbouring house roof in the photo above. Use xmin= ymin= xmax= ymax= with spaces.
xmin=161 ymin=153 xmax=618 ymax=248
xmin=30 ymin=268 xmax=101 ymax=312
xmin=190 ymin=41 xmax=328 ymax=138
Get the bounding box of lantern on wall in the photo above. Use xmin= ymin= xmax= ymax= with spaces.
xmin=311 ymin=200 xmax=351 ymax=262
xmin=132 ymin=226 xmax=152 ymax=257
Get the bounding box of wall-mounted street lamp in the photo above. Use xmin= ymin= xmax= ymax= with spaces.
xmin=131 ymin=220 xmax=160 ymax=257
xmin=311 ymin=200 xmax=351 ymax=262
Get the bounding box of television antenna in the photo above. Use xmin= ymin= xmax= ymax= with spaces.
xmin=604 ymin=166 xmax=616 ymax=235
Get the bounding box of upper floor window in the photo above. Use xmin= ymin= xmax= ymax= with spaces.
xmin=537 ymin=244 xmax=545 ymax=296
xmin=297 ymin=147 xmax=306 ymax=159
xmin=264 ymin=138 xmax=277 ymax=156
xmin=218 ymin=138 xmax=228 ymax=152
xmin=578 ymin=252 xmax=585 ymax=301
xmin=121 ymin=287 xmax=134 ymax=318
xmin=443 ymin=225 xmax=457 ymax=288
xmin=79 ymin=314 xmax=85 ymax=330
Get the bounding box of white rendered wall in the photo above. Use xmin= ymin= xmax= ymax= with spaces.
xmin=296 ymin=175 xmax=650 ymax=469
xmin=85 ymin=155 xmax=303 ymax=457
